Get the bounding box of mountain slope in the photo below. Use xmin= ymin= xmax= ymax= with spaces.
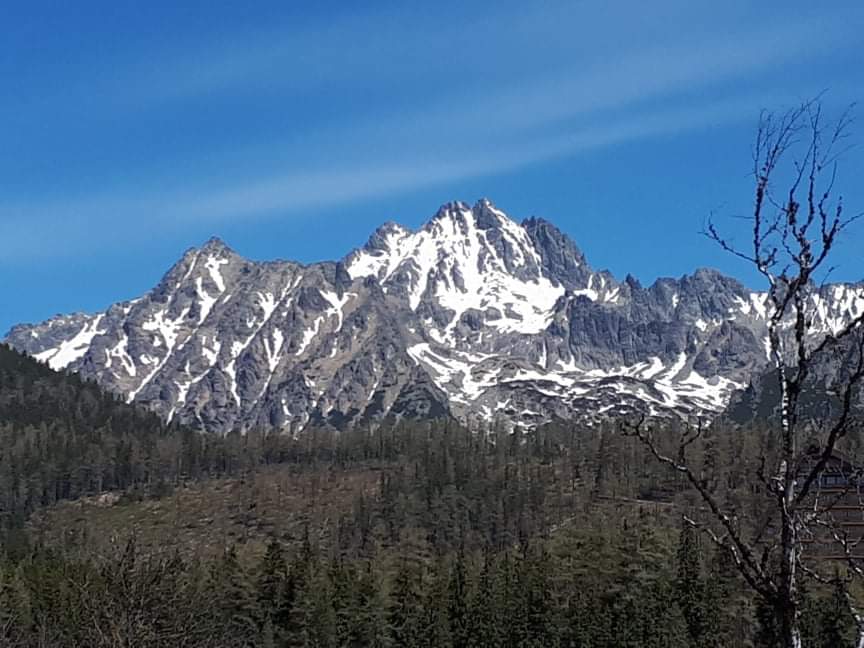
xmin=6 ymin=199 xmax=864 ymax=433
xmin=0 ymin=343 xmax=189 ymax=531
xmin=727 ymin=327 xmax=864 ymax=424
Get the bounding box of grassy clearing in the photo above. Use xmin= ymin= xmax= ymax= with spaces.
xmin=28 ymin=462 xmax=382 ymax=561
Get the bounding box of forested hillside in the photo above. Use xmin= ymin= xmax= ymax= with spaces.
xmin=1 ymin=344 xmax=861 ymax=646
xmin=1 ymin=343 xmax=209 ymax=541
xmin=0 ymin=343 xmax=312 ymax=549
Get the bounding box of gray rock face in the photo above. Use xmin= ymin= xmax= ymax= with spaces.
xmin=727 ymin=327 xmax=864 ymax=424
xmin=6 ymin=199 xmax=864 ymax=433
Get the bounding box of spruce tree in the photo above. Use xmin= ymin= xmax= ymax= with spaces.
xmin=211 ymin=546 xmax=261 ymax=647
xmin=815 ymin=577 xmax=853 ymax=648
xmin=466 ymin=553 xmax=503 ymax=648
xmin=675 ymin=522 xmax=710 ymax=646
xmin=352 ymin=562 xmax=388 ymax=648
xmin=388 ymin=557 xmax=426 ymax=647
xmin=448 ymin=552 xmax=469 ymax=648
xmin=289 ymin=561 xmax=337 ymax=648
xmin=521 ymin=546 xmax=558 ymax=648
xmin=423 ymin=558 xmax=453 ymax=648
xmin=256 ymin=539 xmax=293 ymax=644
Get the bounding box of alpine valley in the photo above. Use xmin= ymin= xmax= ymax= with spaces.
xmin=6 ymin=199 xmax=864 ymax=434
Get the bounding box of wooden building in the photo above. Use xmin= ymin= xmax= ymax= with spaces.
xmin=799 ymin=449 xmax=864 ymax=559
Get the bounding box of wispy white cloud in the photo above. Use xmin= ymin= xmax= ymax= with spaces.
xmin=22 ymin=0 xmax=856 ymax=115
xmin=1 ymin=0 xmax=860 ymax=262
xmin=0 ymin=92 xmax=776 ymax=262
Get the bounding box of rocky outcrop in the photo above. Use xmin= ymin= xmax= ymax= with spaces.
xmin=6 ymin=199 xmax=864 ymax=433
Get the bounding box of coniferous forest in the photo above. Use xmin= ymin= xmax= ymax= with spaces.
xmin=5 ymin=0 xmax=864 ymax=644
xmin=0 ymin=343 xmax=861 ymax=647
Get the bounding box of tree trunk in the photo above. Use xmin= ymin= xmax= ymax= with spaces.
xmin=778 ymin=602 xmax=802 ymax=648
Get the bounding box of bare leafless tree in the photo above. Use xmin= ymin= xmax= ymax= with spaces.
xmin=624 ymin=99 xmax=864 ymax=648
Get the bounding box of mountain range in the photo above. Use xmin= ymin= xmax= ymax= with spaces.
xmin=6 ymin=199 xmax=864 ymax=433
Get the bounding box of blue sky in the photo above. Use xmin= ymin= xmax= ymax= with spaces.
xmin=2 ymin=1 xmax=863 ymax=335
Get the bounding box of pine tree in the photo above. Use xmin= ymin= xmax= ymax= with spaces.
xmin=352 ymin=562 xmax=388 ymax=648
xmin=466 ymin=553 xmax=503 ymax=648
xmin=675 ymin=522 xmax=711 ymax=646
xmin=423 ymin=558 xmax=453 ymax=648
xmin=210 ymin=546 xmax=261 ymax=647
xmin=563 ymin=587 xmax=615 ymax=648
xmin=706 ymin=541 xmax=746 ymax=647
xmin=815 ymin=577 xmax=853 ymax=648
xmin=448 ymin=552 xmax=469 ymax=648
xmin=643 ymin=581 xmax=689 ymax=648
xmin=497 ymin=550 xmax=522 ymax=648
xmin=289 ymin=565 xmax=337 ymax=648
xmin=256 ymin=539 xmax=293 ymax=644
xmin=388 ymin=557 xmax=426 ymax=647
xmin=521 ymin=546 xmax=558 ymax=648
xmin=329 ymin=559 xmax=358 ymax=647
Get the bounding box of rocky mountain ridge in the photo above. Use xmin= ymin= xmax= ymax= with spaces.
xmin=6 ymin=199 xmax=864 ymax=433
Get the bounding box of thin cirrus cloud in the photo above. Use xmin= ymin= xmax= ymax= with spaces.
xmin=0 ymin=93 xmax=776 ymax=263
xmin=296 ymin=19 xmax=836 ymax=164
xmin=0 ymin=1 xmax=857 ymax=263
xmin=21 ymin=1 xmax=839 ymax=117
xmin=98 ymin=3 xmax=665 ymax=107
xmin=91 ymin=3 xmax=842 ymax=122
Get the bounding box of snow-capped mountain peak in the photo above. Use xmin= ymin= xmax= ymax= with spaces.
xmin=6 ymin=199 xmax=864 ymax=433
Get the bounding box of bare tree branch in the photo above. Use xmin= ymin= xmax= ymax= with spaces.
xmin=632 ymin=98 xmax=861 ymax=648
